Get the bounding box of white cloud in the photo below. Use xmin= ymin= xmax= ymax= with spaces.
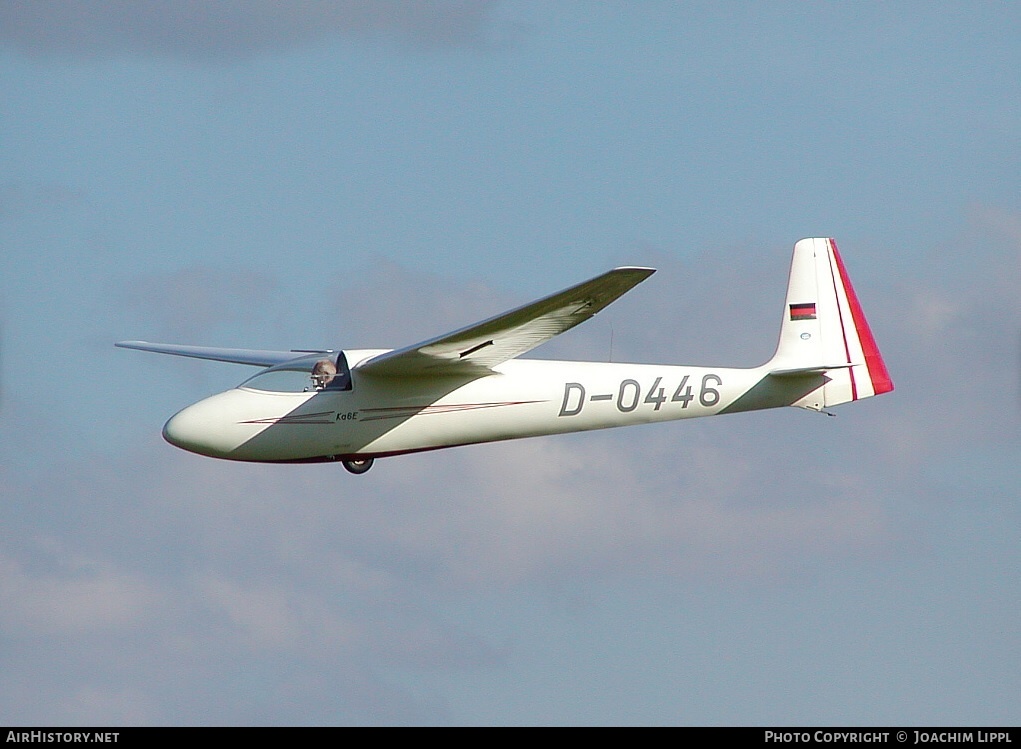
xmin=0 ymin=550 xmax=160 ymax=635
xmin=197 ymin=574 xmax=357 ymax=652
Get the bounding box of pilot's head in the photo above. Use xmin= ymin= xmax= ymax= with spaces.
xmin=311 ymin=359 xmax=337 ymax=389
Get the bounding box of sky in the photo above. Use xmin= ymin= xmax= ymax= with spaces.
xmin=1 ymin=0 xmax=1019 ymax=726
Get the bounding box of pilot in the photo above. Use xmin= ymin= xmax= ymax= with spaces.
xmin=311 ymin=359 xmax=337 ymax=390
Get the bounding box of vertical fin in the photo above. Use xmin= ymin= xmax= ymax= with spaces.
xmin=768 ymin=238 xmax=893 ymax=408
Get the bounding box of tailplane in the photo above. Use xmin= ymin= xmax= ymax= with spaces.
xmin=767 ymin=238 xmax=893 ymax=409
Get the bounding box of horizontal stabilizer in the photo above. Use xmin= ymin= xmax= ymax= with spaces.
xmin=769 ymin=363 xmax=855 ymax=377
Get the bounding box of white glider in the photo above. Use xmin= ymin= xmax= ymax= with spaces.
xmin=118 ymin=238 xmax=893 ymax=474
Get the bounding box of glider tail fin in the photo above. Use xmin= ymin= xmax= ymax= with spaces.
xmin=767 ymin=238 xmax=893 ymax=409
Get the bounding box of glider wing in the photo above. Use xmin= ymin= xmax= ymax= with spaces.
xmin=115 ymin=341 xmax=314 ymax=368
xmin=356 ymin=266 xmax=655 ymax=378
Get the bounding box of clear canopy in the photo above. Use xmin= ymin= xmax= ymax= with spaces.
xmin=240 ymin=352 xmax=351 ymax=393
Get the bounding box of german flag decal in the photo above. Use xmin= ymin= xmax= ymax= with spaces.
xmin=789 ymin=302 xmax=817 ymax=320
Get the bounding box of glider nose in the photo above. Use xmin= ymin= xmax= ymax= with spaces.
xmin=161 ymin=389 xmax=280 ymax=459
xmin=163 ymin=403 xmax=212 ymax=456
xmin=163 ymin=396 xmax=241 ymax=458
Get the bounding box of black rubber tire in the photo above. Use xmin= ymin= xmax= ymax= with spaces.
xmin=342 ymin=458 xmax=374 ymax=475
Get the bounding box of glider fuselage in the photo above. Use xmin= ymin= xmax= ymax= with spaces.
xmin=163 ymin=356 xmax=777 ymax=463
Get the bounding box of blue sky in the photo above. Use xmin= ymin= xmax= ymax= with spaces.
xmin=1 ymin=1 xmax=1019 ymax=725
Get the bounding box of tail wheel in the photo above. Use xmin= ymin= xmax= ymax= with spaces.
xmin=342 ymin=457 xmax=374 ymax=475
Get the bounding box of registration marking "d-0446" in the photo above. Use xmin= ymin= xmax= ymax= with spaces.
xmin=558 ymin=374 xmax=723 ymax=417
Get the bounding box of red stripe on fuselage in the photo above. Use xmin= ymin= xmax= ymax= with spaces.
xmin=828 ymin=239 xmax=894 ymax=395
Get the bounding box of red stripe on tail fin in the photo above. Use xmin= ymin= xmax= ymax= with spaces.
xmin=828 ymin=240 xmax=894 ymax=395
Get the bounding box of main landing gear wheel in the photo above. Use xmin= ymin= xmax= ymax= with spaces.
xmin=342 ymin=458 xmax=374 ymax=475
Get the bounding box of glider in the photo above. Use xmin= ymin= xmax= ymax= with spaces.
xmin=117 ymin=238 xmax=893 ymax=474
